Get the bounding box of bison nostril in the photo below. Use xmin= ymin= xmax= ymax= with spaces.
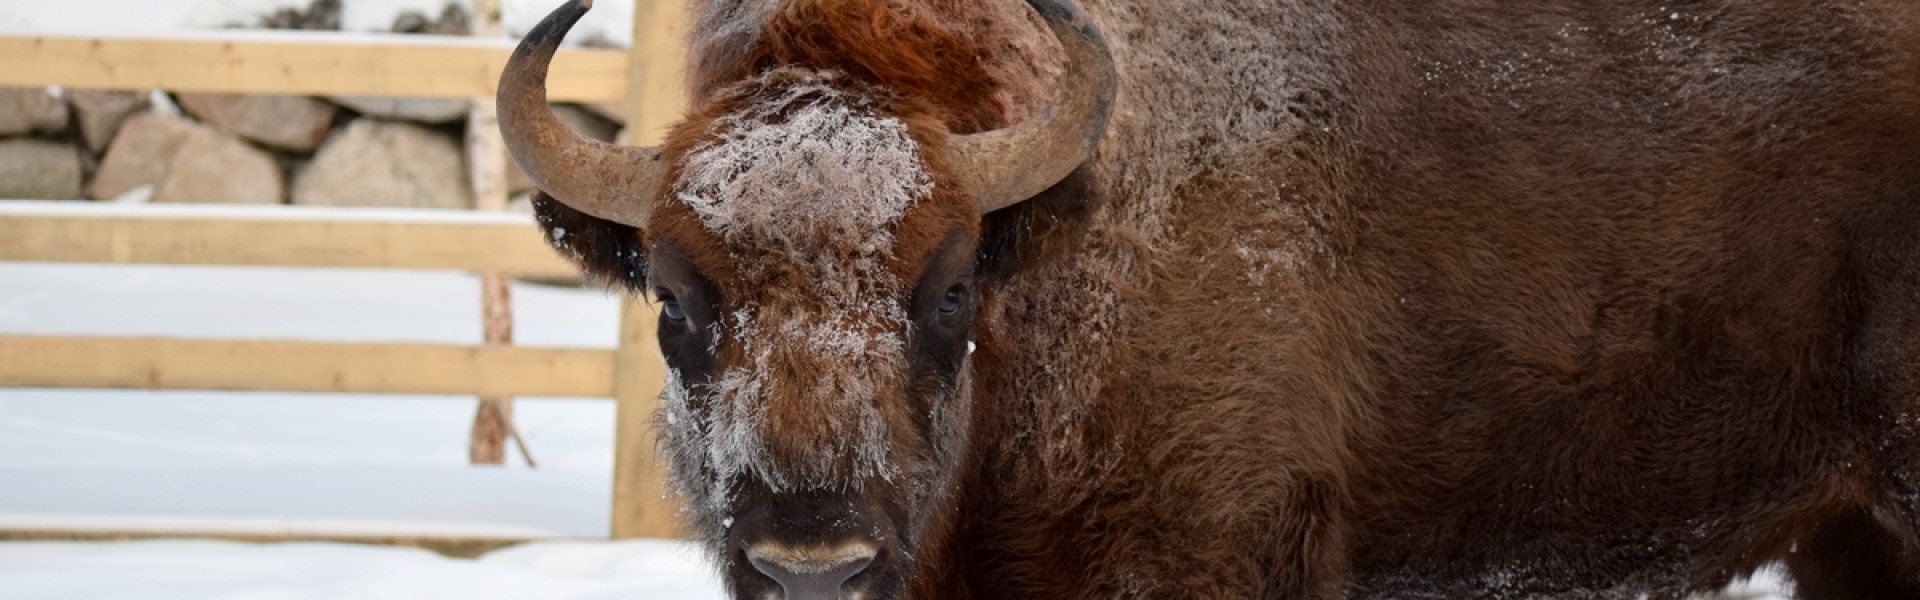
xmin=747 ymin=543 xmax=876 ymax=600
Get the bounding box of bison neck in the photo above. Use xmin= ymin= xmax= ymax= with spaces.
xmin=909 ymin=0 xmax=1920 ymax=596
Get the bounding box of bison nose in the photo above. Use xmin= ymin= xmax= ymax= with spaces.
xmin=746 ymin=542 xmax=876 ymax=600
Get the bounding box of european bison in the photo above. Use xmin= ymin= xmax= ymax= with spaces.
xmin=499 ymin=0 xmax=1920 ymax=597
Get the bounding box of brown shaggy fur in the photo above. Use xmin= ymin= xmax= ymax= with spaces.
xmin=685 ymin=0 xmax=1052 ymax=133
xmin=530 ymin=0 xmax=1920 ymax=597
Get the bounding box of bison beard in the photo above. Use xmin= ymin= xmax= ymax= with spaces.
xmin=505 ymin=0 xmax=1920 ymax=597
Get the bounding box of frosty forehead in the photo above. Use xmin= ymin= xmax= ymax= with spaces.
xmin=672 ymin=70 xmax=934 ymax=257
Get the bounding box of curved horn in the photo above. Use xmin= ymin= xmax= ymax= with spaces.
xmin=949 ymin=0 xmax=1117 ymax=215
xmin=498 ymin=0 xmax=664 ymax=228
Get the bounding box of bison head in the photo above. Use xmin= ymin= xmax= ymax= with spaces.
xmin=499 ymin=0 xmax=1112 ymax=597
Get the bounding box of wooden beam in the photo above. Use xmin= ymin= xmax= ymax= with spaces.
xmin=0 ymin=336 xmax=615 ymax=398
xmin=608 ymin=0 xmax=688 ymax=540
xmin=0 ymin=529 xmax=539 ymax=560
xmin=624 ymin=0 xmax=689 ymax=145
xmin=0 ymin=32 xmax=626 ymax=101
xmin=610 ymin=295 xmax=678 ymax=539
xmin=465 ymin=0 xmax=523 ymax=467
xmin=0 ymin=202 xmax=577 ymax=277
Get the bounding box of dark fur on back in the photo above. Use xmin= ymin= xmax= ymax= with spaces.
xmin=536 ymin=0 xmax=1920 ymax=596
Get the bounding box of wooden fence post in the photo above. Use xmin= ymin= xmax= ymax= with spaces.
xmin=610 ymin=297 xmax=675 ymax=538
xmin=608 ymin=0 xmax=688 ymax=540
xmin=466 ymin=0 xmax=526 ymax=467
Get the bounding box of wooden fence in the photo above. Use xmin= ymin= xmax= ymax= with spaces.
xmin=0 ymin=0 xmax=688 ymax=546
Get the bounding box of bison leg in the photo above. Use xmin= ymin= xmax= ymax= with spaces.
xmin=1785 ymin=507 xmax=1920 ymax=600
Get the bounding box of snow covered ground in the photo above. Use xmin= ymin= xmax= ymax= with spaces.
xmin=0 ymin=539 xmax=722 ymax=600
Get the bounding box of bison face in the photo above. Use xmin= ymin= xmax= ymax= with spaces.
xmin=649 ymin=231 xmax=978 ymax=600
xmin=499 ymin=1 xmax=1110 ymax=596
xmin=644 ymin=69 xmax=983 ymax=599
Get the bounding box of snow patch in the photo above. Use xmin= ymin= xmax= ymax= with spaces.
xmin=0 ymin=539 xmax=725 ymax=599
xmin=0 ymin=513 xmax=558 ymax=539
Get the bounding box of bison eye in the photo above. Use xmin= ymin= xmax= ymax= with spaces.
xmin=938 ymin=285 xmax=966 ymax=316
xmin=659 ymin=295 xmax=687 ymax=323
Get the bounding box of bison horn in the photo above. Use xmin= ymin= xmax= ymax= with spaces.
xmin=498 ymin=0 xmax=663 ymax=228
xmin=949 ymin=0 xmax=1117 ymax=215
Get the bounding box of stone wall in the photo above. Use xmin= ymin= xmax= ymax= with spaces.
xmin=0 ymin=88 xmax=622 ymax=210
xmin=0 ymin=0 xmax=626 ymax=211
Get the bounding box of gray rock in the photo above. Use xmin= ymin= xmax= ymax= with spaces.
xmin=0 ymin=87 xmax=70 ymax=136
xmin=391 ymin=11 xmax=431 ymax=33
xmin=0 ymin=139 xmax=83 ymax=200
xmin=427 ymin=4 xmax=473 ymax=35
xmin=392 ymin=5 xmax=470 ymax=35
xmin=152 ymin=126 xmax=285 ymax=204
xmin=176 ymin=92 xmax=338 ymax=152
xmin=328 ymin=95 xmax=469 ymax=124
xmin=294 ymin=119 xmax=472 ymax=210
xmin=259 ymin=0 xmax=341 ymax=30
xmin=89 ymin=112 xmax=193 ymax=200
xmin=69 ymin=90 xmax=150 ymax=153
xmin=90 ymin=112 xmax=283 ymax=204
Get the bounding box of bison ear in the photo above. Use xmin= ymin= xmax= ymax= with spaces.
xmin=532 ymin=190 xmax=649 ymax=291
xmin=975 ymin=167 xmax=1098 ymax=286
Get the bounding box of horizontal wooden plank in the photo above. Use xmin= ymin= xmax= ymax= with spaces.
xmin=0 ymin=32 xmax=627 ymax=101
xmin=0 ymin=529 xmax=541 ymax=559
xmin=0 ymin=201 xmax=580 ymax=277
xmin=0 ymin=336 xmax=616 ymax=397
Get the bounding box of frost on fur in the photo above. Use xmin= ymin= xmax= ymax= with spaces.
xmin=662 ymin=68 xmax=930 ymax=507
xmin=674 ymin=68 xmax=932 ymax=255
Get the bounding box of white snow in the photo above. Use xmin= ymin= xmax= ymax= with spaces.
xmin=0 ymin=539 xmax=724 ymax=600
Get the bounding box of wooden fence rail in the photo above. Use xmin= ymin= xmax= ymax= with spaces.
xmin=0 ymin=32 xmax=627 ymax=101
xmin=0 ymin=336 xmax=616 ymax=398
xmin=0 ymin=201 xmax=674 ymax=542
xmin=0 ymin=202 xmax=577 ymax=276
